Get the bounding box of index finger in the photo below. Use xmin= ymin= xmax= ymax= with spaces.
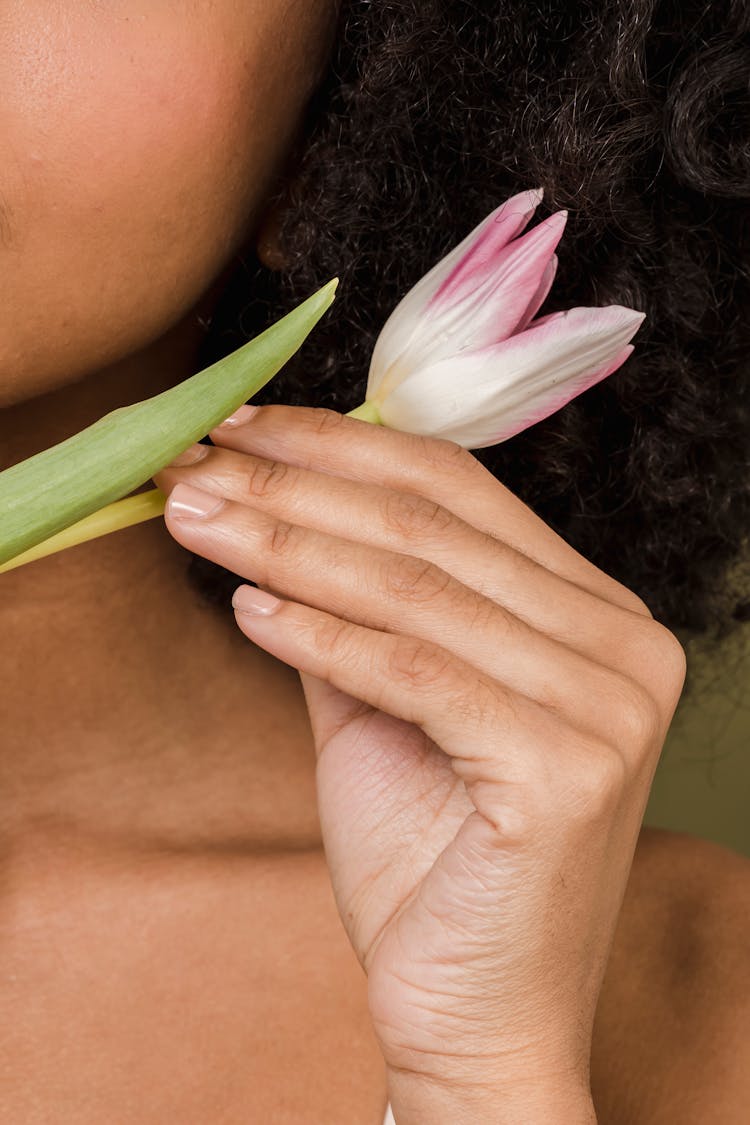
xmin=208 ymin=404 xmax=651 ymax=618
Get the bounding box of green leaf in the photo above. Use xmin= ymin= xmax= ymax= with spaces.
xmin=0 ymin=278 xmax=337 ymax=566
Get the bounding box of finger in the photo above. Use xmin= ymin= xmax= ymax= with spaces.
xmin=224 ymin=575 xmax=575 ymax=791
xmin=155 ymin=444 xmax=661 ymax=687
xmin=226 ymin=581 xmax=635 ymax=864
xmin=206 ymin=405 xmax=651 ymax=617
xmin=162 ymin=483 xmax=660 ymax=753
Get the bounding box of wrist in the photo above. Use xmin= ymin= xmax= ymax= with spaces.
xmin=386 ymin=1069 xmax=597 ymax=1125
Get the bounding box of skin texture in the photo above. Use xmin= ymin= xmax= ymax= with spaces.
xmin=1 ymin=4 xmax=749 ymax=1122
xmin=0 ymin=0 xmax=332 ymax=408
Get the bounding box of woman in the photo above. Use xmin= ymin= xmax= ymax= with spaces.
xmin=1 ymin=1 xmax=748 ymax=1121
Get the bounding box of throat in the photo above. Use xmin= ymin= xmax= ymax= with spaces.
xmin=0 ymin=535 xmax=321 ymax=855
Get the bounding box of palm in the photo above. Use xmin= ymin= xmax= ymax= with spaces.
xmin=300 ymin=670 xmax=499 ymax=1056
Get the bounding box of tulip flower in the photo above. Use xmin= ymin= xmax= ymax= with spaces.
xmin=0 ymin=187 xmax=645 ymax=575
xmin=348 ymin=187 xmax=645 ymax=448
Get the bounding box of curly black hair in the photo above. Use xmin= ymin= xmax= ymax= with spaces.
xmin=186 ymin=0 xmax=750 ymax=687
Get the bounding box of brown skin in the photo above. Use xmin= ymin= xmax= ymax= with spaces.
xmin=0 ymin=0 xmax=335 ymax=849
xmin=0 ymin=4 xmax=748 ymax=1121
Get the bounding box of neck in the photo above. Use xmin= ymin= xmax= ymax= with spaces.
xmin=0 ymin=299 xmax=320 ymax=870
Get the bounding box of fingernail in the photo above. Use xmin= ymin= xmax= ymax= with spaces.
xmin=214 ymin=404 xmax=259 ymax=429
xmin=232 ymin=584 xmax=282 ymax=616
xmin=166 ymin=442 xmax=210 ymax=468
xmin=166 ymin=482 xmax=226 ymax=520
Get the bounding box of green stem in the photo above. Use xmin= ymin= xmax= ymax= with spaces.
xmin=0 ymin=489 xmax=168 ymax=574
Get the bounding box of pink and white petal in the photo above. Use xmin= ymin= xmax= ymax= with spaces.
xmin=463 ymin=308 xmax=644 ymax=446
xmin=437 ymin=212 xmax=567 ymax=351
xmin=515 ymin=309 xmax=567 ymax=331
xmin=384 ymin=210 xmax=568 ymax=381
xmin=512 ymin=254 xmax=558 ymax=335
xmin=377 ymin=306 xmax=645 ymax=449
xmin=367 ymin=189 xmax=543 ymax=397
xmin=484 ymin=344 xmax=635 ymax=443
xmin=504 ymin=304 xmax=646 ymax=368
xmin=430 ymin=190 xmax=548 ymax=310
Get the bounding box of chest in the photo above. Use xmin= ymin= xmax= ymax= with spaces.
xmin=0 ymin=849 xmax=388 ymax=1124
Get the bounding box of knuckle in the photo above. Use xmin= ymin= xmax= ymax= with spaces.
xmin=602 ymin=576 xmax=655 ymax=619
xmin=388 ymin=638 xmax=452 ymax=690
xmin=268 ymin=518 xmax=301 ymax=558
xmin=622 ymin=618 xmax=688 ymax=713
xmin=382 ymin=491 xmax=455 ymax=539
xmin=458 ymin=675 xmax=504 ymax=730
xmin=469 ymin=592 xmax=505 ymax=635
xmin=382 ymin=554 xmax=453 ymax=606
xmin=651 ymin=621 xmax=688 ymax=695
xmin=572 ymin=743 xmax=629 ymax=819
xmin=616 ymin=678 xmax=663 ymax=752
xmin=413 ymin=433 xmax=478 ymax=475
xmin=311 ymin=408 xmax=346 ymax=436
xmin=622 ymin=590 xmax=655 ymax=618
xmin=244 ymin=457 xmax=290 ymax=500
xmin=310 ymin=614 xmax=355 ymax=666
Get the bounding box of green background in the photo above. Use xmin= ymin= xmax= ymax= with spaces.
xmin=645 ymin=622 xmax=750 ymax=857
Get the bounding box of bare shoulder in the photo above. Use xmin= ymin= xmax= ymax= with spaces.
xmin=591 ymin=826 xmax=750 ymax=1124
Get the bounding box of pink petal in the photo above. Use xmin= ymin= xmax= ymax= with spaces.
xmin=430 ymin=189 xmax=547 ymax=310
xmin=512 ymin=254 xmax=558 ymax=335
xmin=411 ymin=211 xmax=568 ymax=370
xmin=368 ymin=188 xmax=544 ymax=398
xmin=453 ymin=212 xmax=568 ymax=347
xmin=494 ymin=303 xmax=643 ymax=360
xmin=520 ymin=309 xmax=567 ymax=330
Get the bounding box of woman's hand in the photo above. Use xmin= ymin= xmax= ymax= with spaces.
xmin=152 ymin=406 xmax=686 ymax=1124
